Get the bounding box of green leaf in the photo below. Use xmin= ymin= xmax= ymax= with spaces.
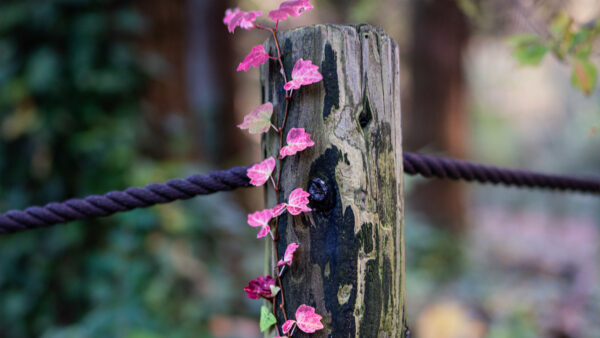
xmin=270 ymin=285 xmax=280 ymax=297
xmin=259 ymin=305 xmax=277 ymax=332
xmin=571 ymin=57 xmax=597 ymax=95
xmin=507 ymin=34 xmax=548 ymax=66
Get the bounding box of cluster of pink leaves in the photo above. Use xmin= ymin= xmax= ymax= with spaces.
xmin=226 ymin=2 xmax=321 ymax=92
xmin=226 ymin=1 xmax=324 ymax=336
xmin=246 ymin=188 xmax=311 ymax=239
xmin=224 ymin=0 xmax=314 ymax=33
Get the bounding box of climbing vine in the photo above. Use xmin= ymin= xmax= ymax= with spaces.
xmin=224 ymin=0 xmax=324 ymax=336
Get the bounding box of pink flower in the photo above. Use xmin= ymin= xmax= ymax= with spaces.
xmin=247 ymin=157 xmax=276 ymax=186
xmin=277 ymin=243 xmax=299 ymax=267
xmin=286 ymin=188 xmax=311 ymax=215
xmin=283 ymin=58 xmax=322 ymax=91
xmin=223 ymin=8 xmax=262 ymax=33
xmin=271 ymin=203 xmax=287 ymax=217
xmin=237 ymin=102 xmax=274 ymax=134
xmin=247 ymin=209 xmax=274 ymax=238
xmin=244 ymin=275 xmax=276 ymax=299
xmin=237 ymin=45 xmax=270 ymax=72
xmin=269 ymin=0 xmax=313 ymax=22
xmin=283 ymin=305 xmax=324 ymax=334
xmin=280 ymin=128 xmax=315 ymax=158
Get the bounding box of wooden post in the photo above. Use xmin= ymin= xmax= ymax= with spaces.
xmin=261 ymin=24 xmax=406 ymax=337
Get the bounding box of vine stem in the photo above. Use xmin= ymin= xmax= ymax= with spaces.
xmin=256 ymin=22 xmax=294 ymax=330
xmin=272 ymin=26 xmax=293 ymax=324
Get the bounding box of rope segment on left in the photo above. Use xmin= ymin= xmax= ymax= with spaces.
xmin=0 ymin=166 xmax=250 ymax=233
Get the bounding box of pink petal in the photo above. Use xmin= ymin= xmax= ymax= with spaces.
xmin=283 ymin=58 xmax=322 ymax=90
xmin=279 ymin=128 xmax=315 ymax=159
xmin=277 ymin=242 xmax=299 ymax=267
xmin=223 ymin=8 xmax=262 ymax=33
xmin=286 ymin=188 xmax=311 ymax=215
xmin=283 ymin=242 xmax=299 ymax=262
xmin=247 ymin=209 xmax=274 ymax=227
xmin=295 ymin=304 xmax=324 ymax=333
xmin=247 ymin=157 xmax=276 ymax=186
xmin=247 ymin=209 xmax=274 ymax=238
xmin=237 ymin=102 xmax=274 ymax=135
xmin=268 ymin=0 xmax=313 ymax=22
xmin=237 ymin=45 xmax=270 ymax=72
xmin=271 ymin=203 xmax=287 ymax=217
xmin=256 ymin=225 xmax=271 ymax=239
xmin=282 ymin=320 xmax=296 ymax=334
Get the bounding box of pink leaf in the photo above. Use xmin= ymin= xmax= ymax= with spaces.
xmin=271 ymin=203 xmax=287 ymax=217
xmin=279 ymin=128 xmax=315 ymax=158
xmin=247 ymin=157 xmax=276 ymax=186
xmin=286 ymin=188 xmax=311 ymax=215
xmin=295 ymin=304 xmax=324 ymax=333
xmin=283 ymin=58 xmax=322 ymax=91
xmin=268 ymin=0 xmax=313 ymax=22
xmin=277 ymin=242 xmax=299 ymax=267
xmin=282 ymin=320 xmax=296 ymax=334
xmin=237 ymin=102 xmax=274 ymax=134
xmin=237 ymin=45 xmax=270 ymax=72
xmin=247 ymin=209 xmax=274 ymax=238
xmin=223 ymin=8 xmax=262 ymax=33
xmin=244 ymin=275 xmax=276 ymax=299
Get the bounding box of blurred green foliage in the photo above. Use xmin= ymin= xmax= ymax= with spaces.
xmin=0 ymin=1 xmax=259 ymax=337
xmin=508 ymin=11 xmax=600 ymax=95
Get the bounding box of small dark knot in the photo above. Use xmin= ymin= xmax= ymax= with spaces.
xmin=308 ymin=177 xmax=335 ymax=211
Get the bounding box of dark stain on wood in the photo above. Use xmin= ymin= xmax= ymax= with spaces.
xmin=343 ymin=153 xmax=350 ymax=165
xmin=359 ymin=96 xmax=373 ymax=128
xmin=321 ymin=43 xmax=339 ymax=119
xmin=306 ymin=146 xmax=358 ymax=336
xmin=373 ymin=121 xmax=398 ymax=229
xmin=383 ymin=256 xmax=392 ymax=316
xmin=357 ymin=222 xmax=374 ymax=254
xmin=360 ymin=260 xmax=382 ymax=336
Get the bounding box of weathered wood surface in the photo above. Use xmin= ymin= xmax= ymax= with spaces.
xmin=261 ymin=24 xmax=406 ymax=337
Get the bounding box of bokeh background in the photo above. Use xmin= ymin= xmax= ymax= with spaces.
xmin=1 ymin=0 xmax=599 ymax=337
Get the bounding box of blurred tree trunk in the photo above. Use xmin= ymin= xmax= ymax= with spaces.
xmin=186 ymin=0 xmax=239 ymax=165
xmin=135 ymin=0 xmax=189 ymax=159
xmin=135 ymin=0 xmax=238 ymax=164
xmin=406 ymin=0 xmax=470 ymax=232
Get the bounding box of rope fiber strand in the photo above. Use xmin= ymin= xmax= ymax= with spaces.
xmin=2 ymin=152 xmax=600 ymax=234
xmin=0 ymin=165 xmax=250 ymax=234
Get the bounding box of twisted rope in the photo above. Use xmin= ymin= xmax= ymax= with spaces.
xmin=0 ymin=166 xmax=250 ymax=234
xmin=2 ymin=152 xmax=600 ymax=234
xmin=403 ymin=152 xmax=600 ymax=193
